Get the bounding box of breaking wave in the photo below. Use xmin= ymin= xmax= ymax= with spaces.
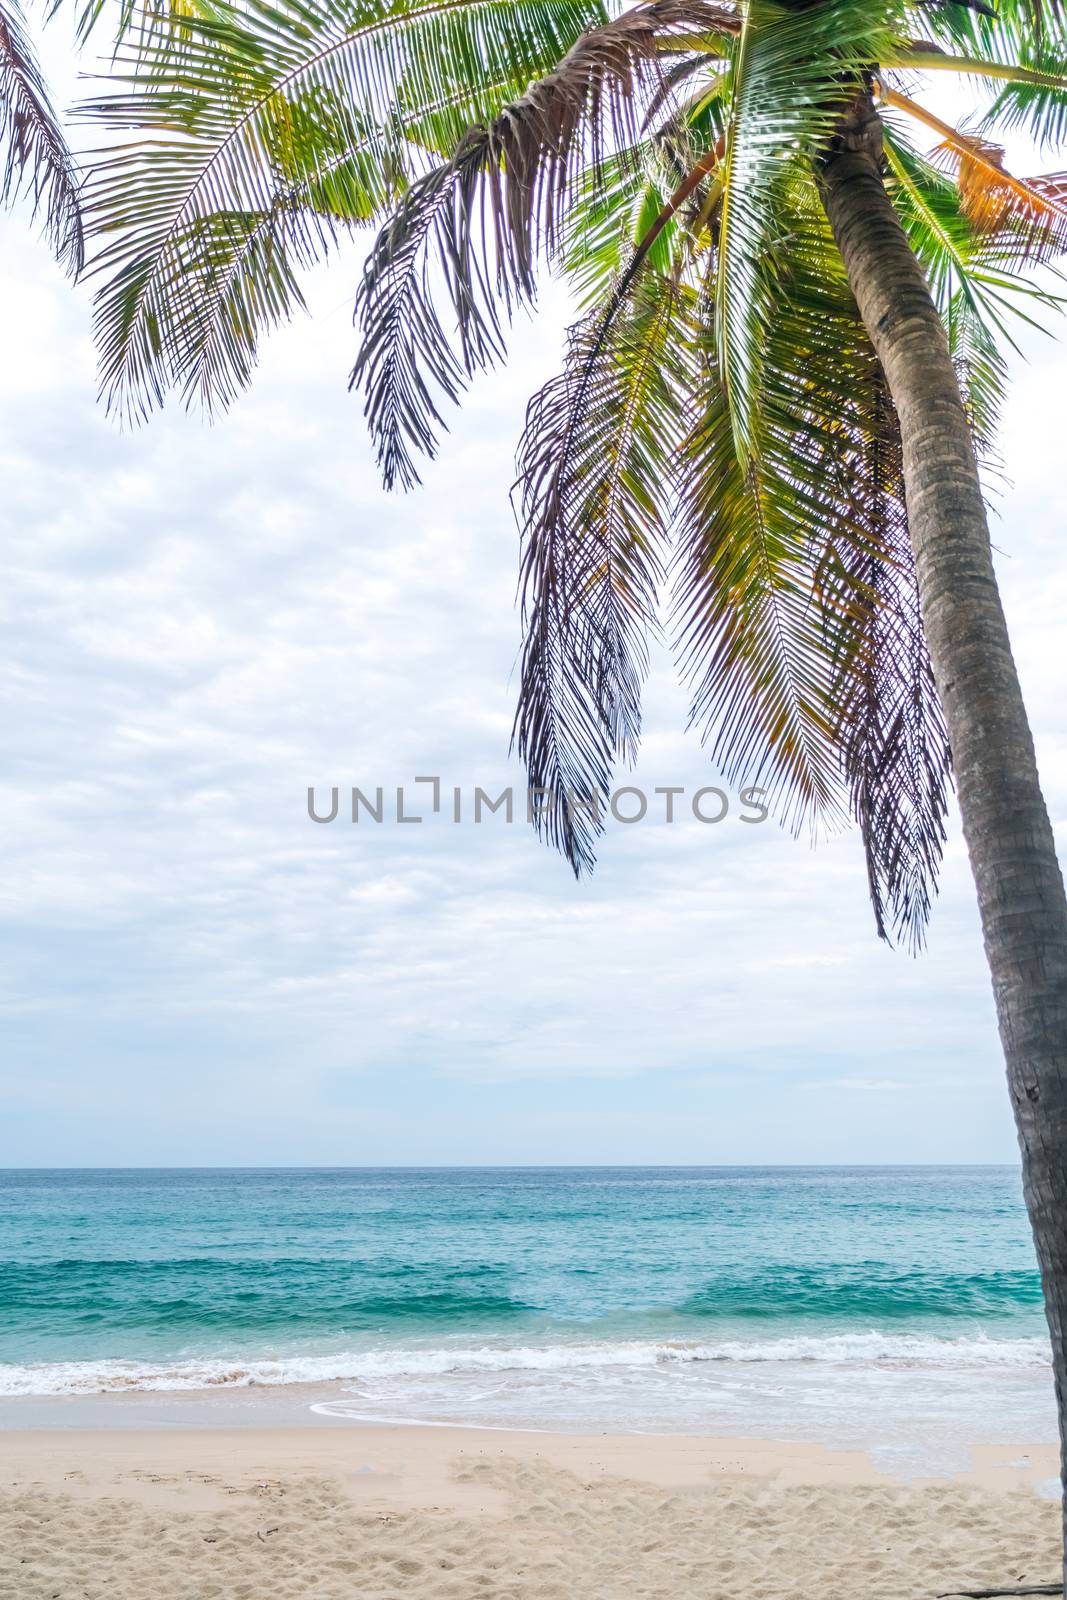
xmin=0 ymin=1330 xmax=1049 ymax=1397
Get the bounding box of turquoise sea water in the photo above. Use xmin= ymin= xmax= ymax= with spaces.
xmin=0 ymin=1167 xmax=1054 ymax=1463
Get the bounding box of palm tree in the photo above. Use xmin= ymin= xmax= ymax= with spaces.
xmin=81 ymin=0 xmax=1067 ymax=1550
xmin=1 ymin=0 xmax=81 ymax=270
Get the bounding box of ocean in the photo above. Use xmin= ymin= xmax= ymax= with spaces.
xmin=0 ymin=1167 xmax=1054 ymax=1473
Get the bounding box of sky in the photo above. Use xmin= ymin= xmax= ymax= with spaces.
xmin=2 ymin=38 xmax=1066 ymax=1166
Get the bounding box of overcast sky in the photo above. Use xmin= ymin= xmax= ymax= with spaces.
xmin=1 ymin=42 xmax=1065 ymax=1165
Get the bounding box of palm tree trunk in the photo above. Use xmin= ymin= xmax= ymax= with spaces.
xmin=819 ymin=99 xmax=1067 ymax=1572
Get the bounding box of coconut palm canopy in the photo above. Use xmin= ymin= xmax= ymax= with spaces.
xmin=80 ymin=0 xmax=1067 ymax=947
xmin=1 ymin=0 xmax=82 ymax=269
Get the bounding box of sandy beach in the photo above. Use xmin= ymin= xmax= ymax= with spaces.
xmin=0 ymin=1422 xmax=1060 ymax=1600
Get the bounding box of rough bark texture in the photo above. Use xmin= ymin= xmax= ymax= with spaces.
xmin=820 ymin=99 xmax=1067 ymax=1584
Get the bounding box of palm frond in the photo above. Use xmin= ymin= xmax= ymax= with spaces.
xmin=884 ymin=85 xmax=1067 ymax=261
xmin=673 ymin=293 xmax=850 ymax=836
xmin=514 ymin=143 xmax=721 ymax=872
xmin=905 ymin=0 xmax=1067 ymax=144
xmin=921 ymin=0 xmax=1066 ymax=55
xmin=82 ymin=0 xmax=612 ymax=420
xmin=711 ymin=0 xmax=902 ymax=467
xmin=59 ymin=0 xmax=225 ymax=50
xmin=950 ymin=133 xmax=1067 ymax=251
xmin=669 ymin=2 xmax=916 ymax=841
xmin=989 ymin=65 xmax=1067 ymax=150
xmin=351 ymin=0 xmax=739 ymax=489
xmin=673 ymin=174 xmax=951 ymax=941
xmin=883 ymin=122 xmax=1016 ymax=435
xmin=819 ymin=369 xmax=951 ymax=951
xmin=560 ymin=64 xmax=729 ymax=312
xmin=515 ymin=271 xmax=689 ymax=872
xmin=560 ymin=145 xmax=673 ymax=310
xmin=1 ymin=0 xmax=82 ymax=272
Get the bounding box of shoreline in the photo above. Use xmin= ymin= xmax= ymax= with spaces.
xmin=0 ymin=1375 xmax=1057 ymax=1484
xmin=0 ymin=1422 xmax=1061 ymax=1502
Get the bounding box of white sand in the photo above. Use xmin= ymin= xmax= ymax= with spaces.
xmin=0 ymin=1426 xmax=1060 ymax=1599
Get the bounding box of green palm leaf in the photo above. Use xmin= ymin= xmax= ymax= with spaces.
xmin=559 ymin=66 xmax=729 ymax=308
xmin=883 ymin=123 xmax=1016 ymax=436
xmin=711 ymin=0 xmax=901 ymax=466
xmin=673 ymin=282 xmax=850 ymax=836
xmin=81 ymin=0 xmax=610 ymax=419
xmin=674 ymin=175 xmax=952 ymax=939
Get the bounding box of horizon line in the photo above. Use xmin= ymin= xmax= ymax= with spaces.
xmin=0 ymin=1161 xmax=1021 ymax=1172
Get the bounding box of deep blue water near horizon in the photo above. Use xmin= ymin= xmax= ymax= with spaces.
xmin=0 ymin=1166 xmax=1055 ymax=1467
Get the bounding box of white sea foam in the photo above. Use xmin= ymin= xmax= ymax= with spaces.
xmin=0 ymin=1331 xmax=1050 ymax=1397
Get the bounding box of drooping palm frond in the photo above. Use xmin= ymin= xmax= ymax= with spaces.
xmin=787 ymin=165 xmax=956 ymax=948
xmin=673 ymin=187 xmax=863 ymax=840
xmin=1 ymin=0 xmax=82 ymax=272
xmin=673 ymin=175 xmax=952 ymax=941
xmin=947 ymin=133 xmax=1067 ymax=252
xmin=987 ymin=52 xmax=1067 ymax=149
xmin=81 ymin=0 xmax=612 ymax=420
xmin=351 ymin=0 xmax=739 ymax=488
xmin=673 ymin=318 xmax=852 ymax=836
xmin=921 ymin=0 xmax=1065 ymax=55
xmin=448 ymin=2 xmax=955 ymax=919
xmin=666 ymin=3 xmax=927 ymax=851
xmin=819 ymin=369 xmax=951 ymax=951
xmin=513 ymin=142 xmax=722 ymax=871
xmin=514 ymin=271 xmax=690 ymax=872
